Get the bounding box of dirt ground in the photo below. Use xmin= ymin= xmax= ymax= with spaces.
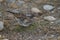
xmin=0 ymin=0 xmax=60 ymax=40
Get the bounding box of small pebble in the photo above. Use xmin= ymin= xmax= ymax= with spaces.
xmin=0 ymin=35 xmax=1 ymax=38
xmin=3 ymin=39 xmax=9 ymax=40
xmin=43 ymin=5 xmax=54 ymax=11
xmin=7 ymin=9 xmax=20 ymax=13
xmin=31 ymin=7 xmax=41 ymax=13
xmin=54 ymin=19 xmax=60 ymax=24
xmin=25 ymin=13 xmax=32 ymax=17
xmin=50 ymin=22 xmax=54 ymax=24
xmin=16 ymin=0 xmax=25 ymax=6
xmin=0 ymin=12 xmax=2 ymax=17
xmin=6 ymin=0 xmax=16 ymax=3
xmin=0 ymin=21 xmax=4 ymax=31
xmin=38 ymin=39 xmax=41 ymax=40
xmin=57 ymin=7 xmax=60 ymax=9
xmin=0 ymin=0 xmax=3 ymax=2
xmin=44 ymin=16 xmax=56 ymax=21
xmin=50 ymin=35 xmax=55 ymax=38
xmin=17 ymin=19 xmax=32 ymax=27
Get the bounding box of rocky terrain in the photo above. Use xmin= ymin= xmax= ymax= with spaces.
xmin=0 ymin=0 xmax=60 ymax=40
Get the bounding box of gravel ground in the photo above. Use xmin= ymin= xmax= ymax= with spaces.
xmin=0 ymin=0 xmax=60 ymax=40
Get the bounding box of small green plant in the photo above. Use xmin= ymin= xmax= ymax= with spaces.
xmin=14 ymin=22 xmax=38 ymax=32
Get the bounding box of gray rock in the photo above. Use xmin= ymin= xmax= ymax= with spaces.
xmin=44 ymin=16 xmax=56 ymax=21
xmin=0 ymin=12 xmax=2 ymax=17
xmin=57 ymin=7 xmax=60 ymax=9
xmin=25 ymin=13 xmax=32 ymax=17
xmin=54 ymin=19 xmax=60 ymax=24
xmin=43 ymin=5 xmax=54 ymax=11
xmin=0 ymin=21 xmax=4 ymax=31
xmin=7 ymin=9 xmax=20 ymax=13
xmin=6 ymin=0 xmax=16 ymax=6
xmin=17 ymin=19 xmax=32 ymax=27
xmin=6 ymin=0 xmax=16 ymax=3
xmin=16 ymin=0 xmax=25 ymax=7
xmin=25 ymin=13 xmax=34 ymax=18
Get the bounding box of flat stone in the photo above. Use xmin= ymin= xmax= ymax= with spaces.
xmin=44 ymin=16 xmax=56 ymax=21
xmin=43 ymin=5 xmax=54 ymax=11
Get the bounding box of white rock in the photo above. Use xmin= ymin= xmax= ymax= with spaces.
xmin=38 ymin=39 xmax=41 ymax=40
xmin=51 ymin=35 xmax=55 ymax=37
xmin=0 ymin=21 xmax=4 ymax=31
xmin=43 ymin=5 xmax=54 ymax=11
xmin=0 ymin=35 xmax=1 ymax=38
xmin=31 ymin=7 xmax=40 ymax=13
xmin=44 ymin=16 xmax=56 ymax=21
xmin=3 ymin=39 xmax=9 ymax=40
xmin=50 ymin=22 xmax=54 ymax=24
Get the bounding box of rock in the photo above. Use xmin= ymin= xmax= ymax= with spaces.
xmin=9 ymin=3 xmax=18 ymax=8
xmin=17 ymin=19 xmax=32 ymax=27
xmin=0 ymin=21 xmax=4 ymax=31
xmin=24 ymin=0 xmax=30 ymax=2
xmin=0 ymin=12 xmax=2 ymax=17
xmin=7 ymin=9 xmax=20 ymax=14
xmin=31 ymin=7 xmax=43 ymax=16
xmin=38 ymin=39 xmax=41 ymax=40
xmin=31 ymin=7 xmax=42 ymax=13
xmin=25 ymin=13 xmax=32 ymax=17
xmin=0 ymin=0 xmax=3 ymax=2
xmin=16 ymin=0 xmax=25 ymax=7
xmin=3 ymin=39 xmax=9 ymax=40
xmin=6 ymin=0 xmax=17 ymax=8
xmin=43 ymin=5 xmax=54 ymax=11
xmin=44 ymin=16 xmax=56 ymax=21
xmin=54 ymin=19 xmax=60 ymax=24
xmin=3 ymin=12 xmax=15 ymax=20
xmin=6 ymin=0 xmax=16 ymax=5
xmin=6 ymin=0 xmax=16 ymax=6
xmin=25 ymin=13 xmax=34 ymax=18
xmin=0 ymin=35 xmax=1 ymax=37
xmin=57 ymin=7 xmax=60 ymax=9
xmin=58 ymin=36 xmax=60 ymax=40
